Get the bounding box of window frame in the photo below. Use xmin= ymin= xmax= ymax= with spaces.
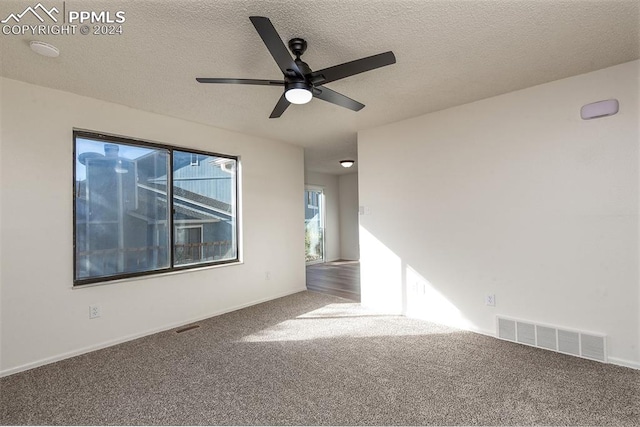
xmin=73 ymin=129 xmax=240 ymax=287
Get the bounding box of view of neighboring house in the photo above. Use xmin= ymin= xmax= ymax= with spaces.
xmin=75 ymin=140 xmax=237 ymax=281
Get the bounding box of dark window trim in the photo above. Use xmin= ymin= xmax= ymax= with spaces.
xmin=73 ymin=129 xmax=240 ymax=287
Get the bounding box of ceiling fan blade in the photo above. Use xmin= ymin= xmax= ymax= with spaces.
xmin=312 ymin=87 xmax=365 ymax=112
xmin=249 ymin=16 xmax=302 ymax=77
xmin=196 ymin=78 xmax=285 ymax=86
xmin=310 ymin=51 xmax=396 ymax=86
xmin=270 ymin=93 xmax=291 ymax=118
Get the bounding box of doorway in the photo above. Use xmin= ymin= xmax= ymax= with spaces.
xmin=304 ymin=187 xmax=325 ymax=264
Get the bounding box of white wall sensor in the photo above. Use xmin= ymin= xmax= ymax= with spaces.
xmin=580 ymin=99 xmax=619 ymax=120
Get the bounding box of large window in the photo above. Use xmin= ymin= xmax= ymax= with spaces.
xmin=74 ymin=131 xmax=238 ymax=286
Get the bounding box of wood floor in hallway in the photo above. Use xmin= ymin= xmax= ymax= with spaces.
xmin=305 ymin=260 xmax=360 ymax=301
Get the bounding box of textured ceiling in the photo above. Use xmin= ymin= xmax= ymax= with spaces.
xmin=1 ymin=0 xmax=638 ymax=174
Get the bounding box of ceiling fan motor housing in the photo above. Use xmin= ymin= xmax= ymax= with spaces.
xmin=286 ymin=80 xmax=312 ymax=93
xmin=287 ymin=47 xmax=312 ymax=90
xmin=288 ymin=38 xmax=307 ymax=57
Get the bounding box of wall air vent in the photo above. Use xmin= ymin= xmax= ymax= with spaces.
xmin=498 ymin=318 xmax=516 ymax=341
xmin=496 ymin=316 xmax=607 ymax=363
xmin=558 ymin=329 xmax=580 ymax=356
xmin=516 ymin=322 xmax=535 ymax=346
xmin=581 ymin=334 xmax=606 ymax=362
xmin=535 ymin=325 xmax=557 ymax=351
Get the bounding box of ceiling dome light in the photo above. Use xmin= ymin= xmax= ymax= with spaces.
xmin=285 ymin=88 xmax=312 ymax=104
xmin=340 ymin=160 xmax=355 ymax=168
xmin=30 ymin=41 xmax=59 ymax=57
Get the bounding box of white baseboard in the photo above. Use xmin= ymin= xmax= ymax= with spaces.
xmin=0 ymin=287 xmax=306 ymax=378
xmin=459 ymin=324 xmax=495 ymax=338
xmin=608 ymin=357 xmax=640 ymax=370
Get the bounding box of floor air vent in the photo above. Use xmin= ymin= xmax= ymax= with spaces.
xmin=176 ymin=325 xmax=200 ymax=333
xmin=496 ymin=316 xmax=606 ymax=363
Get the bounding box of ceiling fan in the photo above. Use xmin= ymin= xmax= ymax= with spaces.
xmin=196 ymin=16 xmax=396 ymax=118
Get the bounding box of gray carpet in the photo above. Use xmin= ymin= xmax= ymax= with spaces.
xmin=1 ymin=291 xmax=639 ymax=425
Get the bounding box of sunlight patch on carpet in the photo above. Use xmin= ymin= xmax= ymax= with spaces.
xmin=238 ymin=302 xmax=458 ymax=342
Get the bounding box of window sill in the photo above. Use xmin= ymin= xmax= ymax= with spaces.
xmin=72 ymin=259 xmax=244 ymax=289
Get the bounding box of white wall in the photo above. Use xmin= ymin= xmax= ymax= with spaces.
xmin=304 ymin=171 xmax=340 ymax=262
xmin=339 ymin=173 xmax=359 ymax=260
xmin=0 ymin=78 xmax=305 ymax=375
xmin=358 ymin=61 xmax=639 ymax=368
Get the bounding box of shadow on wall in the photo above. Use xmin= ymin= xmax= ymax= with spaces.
xmin=359 ymin=225 xmax=476 ymax=332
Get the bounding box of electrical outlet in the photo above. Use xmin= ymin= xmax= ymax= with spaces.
xmin=485 ymin=294 xmax=496 ymax=307
xmin=265 ymin=271 xmax=271 ymax=281
xmin=359 ymin=206 xmax=372 ymax=215
xmin=89 ymin=304 xmax=101 ymax=319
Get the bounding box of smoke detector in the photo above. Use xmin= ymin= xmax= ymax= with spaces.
xmin=30 ymin=41 xmax=59 ymax=58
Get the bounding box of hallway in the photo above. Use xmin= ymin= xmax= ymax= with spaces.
xmin=305 ymin=260 xmax=360 ymax=301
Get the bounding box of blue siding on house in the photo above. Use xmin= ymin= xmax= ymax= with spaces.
xmin=173 ymin=151 xmax=234 ymax=205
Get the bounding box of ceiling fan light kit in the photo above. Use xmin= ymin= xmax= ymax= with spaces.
xmin=285 ymin=83 xmax=313 ymax=104
xmin=196 ymin=16 xmax=396 ymax=118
